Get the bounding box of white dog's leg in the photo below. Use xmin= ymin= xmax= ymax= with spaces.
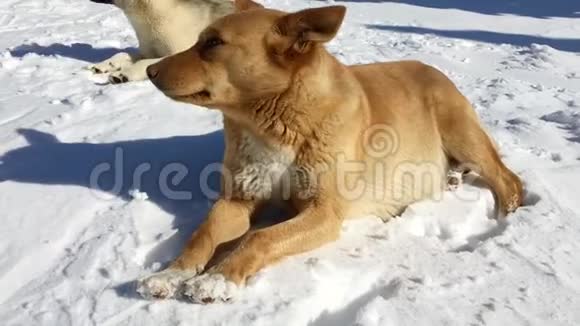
xmin=109 ymin=58 xmax=162 ymax=84
xmin=87 ymin=52 xmax=136 ymax=74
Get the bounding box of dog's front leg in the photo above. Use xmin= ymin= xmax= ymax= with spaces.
xmin=86 ymin=52 xmax=138 ymax=74
xmin=108 ymin=57 xmax=162 ymax=84
xmin=137 ymin=199 xmax=256 ymax=300
xmin=181 ymin=202 xmax=343 ymax=303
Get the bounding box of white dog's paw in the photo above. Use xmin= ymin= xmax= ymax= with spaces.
xmin=136 ymin=269 xmax=197 ymax=300
xmin=87 ymin=61 xmax=119 ymax=74
xmin=108 ymin=63 xmax=149 ymax=84
xmin=87 ymin=52 xmax=133 ymax=74
xmin=108 ymin=71 xmax=130 ymax=84
xmin=182 ymin=273 xmax=238 ymax=304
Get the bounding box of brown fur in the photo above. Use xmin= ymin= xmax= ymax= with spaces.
xmin=139 ymin=0 xmax=523 ymax=302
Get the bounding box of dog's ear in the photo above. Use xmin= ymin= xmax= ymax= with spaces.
xmin=269 ymin=6 xmax=346 ymax=56
xmin=234 ymin=0 xmax=264 ymax=12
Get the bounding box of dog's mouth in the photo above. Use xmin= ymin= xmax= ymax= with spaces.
xmin=152 ymin=83 xmax=213 ymax=105
xmin=174 ymin=90 xmax=212 ymax=103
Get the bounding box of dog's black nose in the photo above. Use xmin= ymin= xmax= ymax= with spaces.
xmin=146 ymin=65 xmax=159 ymax=80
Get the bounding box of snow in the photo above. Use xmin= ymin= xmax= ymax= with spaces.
xmin=1 ymin=0 xmax=580 ymax=325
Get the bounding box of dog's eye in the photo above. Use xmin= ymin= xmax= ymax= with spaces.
xmin=204 ymin=37 xmax=224 ymax=49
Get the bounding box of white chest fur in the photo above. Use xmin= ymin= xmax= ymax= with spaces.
xmin=232 ymin=132 xmax=296 ymax=200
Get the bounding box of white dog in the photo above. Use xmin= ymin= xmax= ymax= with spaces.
xmin=88 ymin=0 xmax=234 ymax=84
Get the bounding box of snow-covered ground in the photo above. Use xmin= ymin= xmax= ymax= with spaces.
xmin=1 ymin=0 xmax=579 ymax=325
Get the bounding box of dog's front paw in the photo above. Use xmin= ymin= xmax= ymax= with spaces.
xmin=87 ymin=62 xmax=116 ymax=74
xmin=182 ymin=273 xmax=238 ymax=304
xmin=108 ymin=71 xmax=130 ymax=84
xmin=87 ymin=53 xmax=133 ymax=74
xmin=137 ymin=269 xmax=197 ymax=300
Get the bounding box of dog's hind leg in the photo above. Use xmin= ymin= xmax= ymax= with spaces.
xmin=446 ymin=166 xmax=464 ymax=191
xmin=437 ymin=97 xmax=523 ymax=216
xmin=109 ymin=57 xmax=162 ymax=84
xmin=137 ymin=199 xmax=256 ymax=300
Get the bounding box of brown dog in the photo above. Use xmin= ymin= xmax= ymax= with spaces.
xmin=137 ymin=0 xmax=523 ymax=303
